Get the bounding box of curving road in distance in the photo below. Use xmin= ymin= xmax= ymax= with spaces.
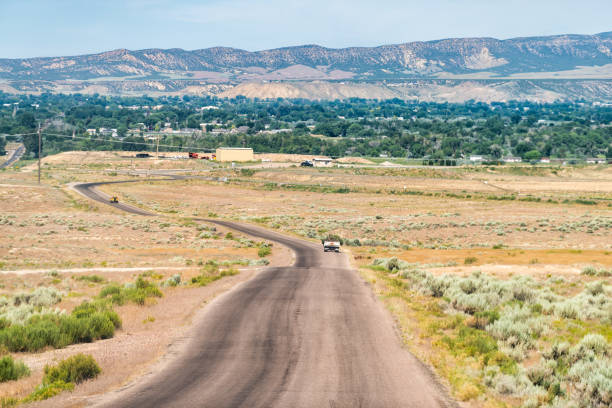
xmin=74 ymin=180 xmax=454 ymax=408
xmin=0 ymin=143 xmax=25 ymax=169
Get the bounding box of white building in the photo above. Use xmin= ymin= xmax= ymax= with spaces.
xmin=503 ymin=156 xmax=522 ymax=163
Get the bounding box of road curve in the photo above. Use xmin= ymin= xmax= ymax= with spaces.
xmin=72 ymin=180 xmax=158 ymax=216
xmin=75 ymin=180 xmax=454 ymax=408
xmin=0 ymin=144 xmax=25 ymax=169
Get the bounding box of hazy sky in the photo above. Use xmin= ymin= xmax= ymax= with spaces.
xmin=1 ymin=0 xmax=611 ymax=58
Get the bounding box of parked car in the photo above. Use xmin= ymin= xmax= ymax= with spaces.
xmin=300 ymin=160 xmax=313 ymax=167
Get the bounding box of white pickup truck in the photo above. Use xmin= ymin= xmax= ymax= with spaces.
xmin=323 ymin=241 xmax=341 ymax=252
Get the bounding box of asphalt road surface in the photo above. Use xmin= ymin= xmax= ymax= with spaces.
xmin=0 ymin=144 xmax=25 ymax=169
xmin=76 ymin=180 xmax=454 ymax=408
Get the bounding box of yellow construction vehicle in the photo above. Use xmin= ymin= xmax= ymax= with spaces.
xmin=110 ymin=196 xmax=119 ymax=203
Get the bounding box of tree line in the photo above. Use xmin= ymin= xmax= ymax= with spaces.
xmin=1 ymin=92 xmax=611 ymax=159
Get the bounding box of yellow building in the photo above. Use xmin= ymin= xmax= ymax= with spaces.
xmin=215 ymin=147 xmax=254 ymax=162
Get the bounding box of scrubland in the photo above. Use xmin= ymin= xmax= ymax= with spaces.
xmin=101 ymin=160 xmax=611 ymax=408
xmin=1 ymin=152 xmax=611 ymax=407
xmin=0 ymin=158 xmax=285 ymax=406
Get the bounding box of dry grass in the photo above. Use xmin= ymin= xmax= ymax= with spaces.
xmin=2 ymin=151 xmax=610 ymax=407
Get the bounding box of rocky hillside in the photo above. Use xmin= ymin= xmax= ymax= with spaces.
xmin=1 ymin=32 xmax=612 ymax=81
xmin=1 ymin=32 xmax=612 ymax=102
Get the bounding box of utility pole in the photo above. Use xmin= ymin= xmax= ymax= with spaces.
xmin=156 ymin=135 xmax=160 ymax=159
xmin=37 ymin=124 xmax=41 ymax=184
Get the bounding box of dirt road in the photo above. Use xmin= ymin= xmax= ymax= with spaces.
xmin=75 ymin=181 xmax=454 ymax=408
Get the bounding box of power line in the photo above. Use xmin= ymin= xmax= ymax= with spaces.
xmin=39 ymin=132 xmax=216 ymax=153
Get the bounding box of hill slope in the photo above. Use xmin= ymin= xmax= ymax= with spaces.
xmin=1 ymin=32 xmax=612 ymax=101
xmin=1 ymin=32 xmax=612 ymax=81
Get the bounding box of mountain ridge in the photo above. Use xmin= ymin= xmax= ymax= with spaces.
xmin=2 ymin=31 xmax=612 ymax=81
xmin=2 ymin=32 xmax=612 ymax=102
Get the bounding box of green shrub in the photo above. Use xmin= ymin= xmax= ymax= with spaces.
xmin=98 ymin=277 xmax=162 ymax=306
xmin=23 ymin=381 xmax=74 ymax=402
xmin=464 ymin=256 xmax=478 ymax=265
xmin=0 ymin=356 xmax=30 ymax=382
xmin=75 ymin=275 xmax=106 ymax=283
xmin=191 ymin=268 xmax=238 ymax=287
xmin=162 ymin=274 xmax=181 ymax=287
xmin=386 ymin=258 xmax=400 ymax=272
xmin=43 ymin=353 xmax=101 ymax=385
xmin=0 ymin=301 xmax=120 ymax=352
xmin=257 ymin=245 xmax=271 ymax=258
xmin=0 ymin=396 xmax=18 ymax=407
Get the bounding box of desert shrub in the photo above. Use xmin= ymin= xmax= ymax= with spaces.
xmin=0 ymin=356 xmax=30 ymax=382
xmin=23 ymin=381 xmax=74 ymax=402
xmin=543 ymin=342 xmax=571 ymax=360
xmin=464 ymin=256 xmax=478 ymax=265
xmin=43 ymin=353 xmax=100 ymax=385
xmin=469 ymin=310 xmax=500 ymax=329
xmin=566 ymin=358 xmax=612 ymax=408
xmin=372 ymin=257 xmax=411 ymax=271
xmin=485 ymin=306 xmax=547 ymax=360
xmin=443 ymin=326 xmax=498 ymax=357
xmin=526 ymin=361 xmax=554 ymax=388
xmin=75 ymin=275 xmax=105 ymax=284
xmin=585 ymin=281 xmax=605 ymax=296
xmin=257 ymin=245 xmax=271 ymax=258
xmin=0 ymin=301 xmax=120 ymax=352
xmin=386 ymin=258 xmax=400 ymax=272
xmin=0 ymin=287 xmax=65 ymax=326
xmin=569 ymin=334 xmax=609 ymax=363
xmin=191 ymin=268 xmax=238 ymax=287
xmin=98 ymin=277 xmax=162 ymax=306
xmin=12 ymin=287 xmax=62 ymax=307
xmin=248 ymin=259 xmax=269 ymax=266
xmin=162 ymin=274 xmax=181 ymax=287
xmin=581 ymin=267 xmax=612 ymax=277
xmin=553 ymin=282 xmax=612 ymax=321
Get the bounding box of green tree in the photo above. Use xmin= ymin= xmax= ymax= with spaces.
xmin=0 ymin=136 xmax=6 ymax=155
xmin=489 ymin=144 xmax=503 ymax=159
xmin=23 ymin=133 xmax=43 ymax=158
xmin=18 ymin=112 xmax=36 ymax=130
xmin=524 ymin=150 xmax=542 ymax=161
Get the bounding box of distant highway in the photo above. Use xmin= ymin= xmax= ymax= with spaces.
xmin=0 ymin=144 xmax=25 ymax=169
xmin=75 ymin=180 xmax=455 ymax=408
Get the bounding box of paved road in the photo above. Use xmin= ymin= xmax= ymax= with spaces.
xmin=72 ymin=180 xmax=158 ymax=216
xmin=76 ymin=180 xmax=454 ymax=408
xmin=0 ymin=144 xmax=25 ymax=169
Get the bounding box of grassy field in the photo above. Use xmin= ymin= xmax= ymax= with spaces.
xmin=1 ymin=151 xmax=610 ymax=407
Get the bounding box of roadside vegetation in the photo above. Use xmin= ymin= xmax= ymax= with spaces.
xmin=9 ymin=354 xmax=101 ymax=405
xmin=364 ymin=258 xmax=612 ymax=407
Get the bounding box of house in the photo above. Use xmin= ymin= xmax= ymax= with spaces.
xmin=230 ymin=126 xmax=249 ymax=134
xmin=503 ymin=156 xmax=522 ymax=163
xmin=215 ymin=147 xmax=254 ymax=162
xmin=469 ymin=155 xmax=484 ymax=162
xmin=86 ymin=129 xmax=96 ymax=136
xmin=586 ymin=158 xmax=607 ymax=164
xmin=312 ymin=157 xmax=333 ymax=167
xmin=259 ymin=129 xmax=292 ymax=134
xmin=540 ymin=157 xmax=551 ymax=164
